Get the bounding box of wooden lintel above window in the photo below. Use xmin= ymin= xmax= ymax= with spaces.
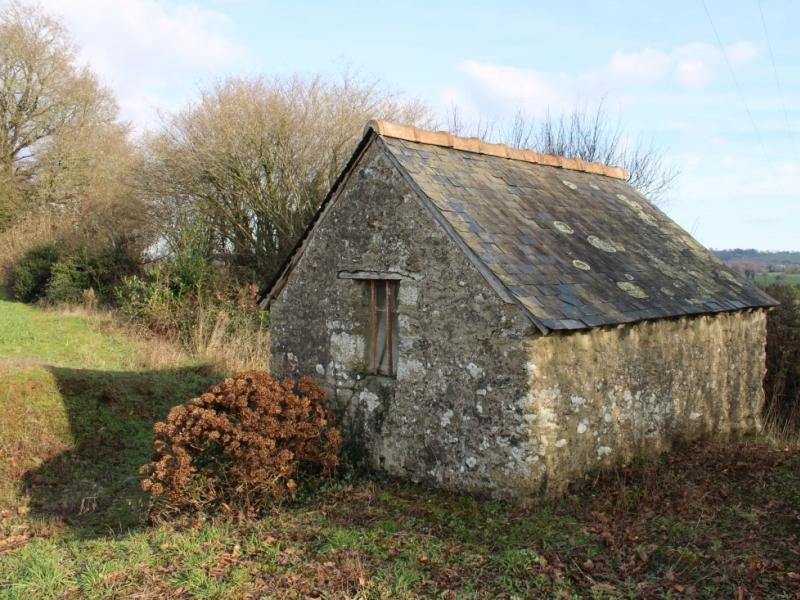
xmin=338 ymin=270 xmax=421 ymax=281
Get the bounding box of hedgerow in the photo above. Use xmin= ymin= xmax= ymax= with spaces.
xmin=763 ymin=283 xmax=800 ymax=435
xmin=11 ymin=241 xmax=61 ymax=302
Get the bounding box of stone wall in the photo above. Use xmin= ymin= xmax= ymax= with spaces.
xmin=269 ymin=139 xmax=537 ymax=496
xmin=517 ymin=309 xmax=768 ymax=497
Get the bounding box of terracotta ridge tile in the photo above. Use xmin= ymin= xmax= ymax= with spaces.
xmin=366 ymin=119 xmax=629 ymax=180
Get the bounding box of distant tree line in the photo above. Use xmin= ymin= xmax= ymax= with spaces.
xmin=715 ymin=249 xmax=800 ymax=265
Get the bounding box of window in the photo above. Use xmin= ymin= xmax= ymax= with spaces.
xmin=368 ymin=279 xmax=399 ymax=376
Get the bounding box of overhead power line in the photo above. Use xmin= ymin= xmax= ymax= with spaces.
xmin=701 ymin=0 xmax=769 ymax=160
xmin=757 ymin=0 xmax=792 ymax=133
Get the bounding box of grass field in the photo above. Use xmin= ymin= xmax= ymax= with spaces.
xmin=753 ymin=272 xmax=800 ymax=286
xmin=1 ymin=298 xmax=799 ymax=598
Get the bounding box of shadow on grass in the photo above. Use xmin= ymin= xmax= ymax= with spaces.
xmin=22 ymin=365 xmax=213 ymax=538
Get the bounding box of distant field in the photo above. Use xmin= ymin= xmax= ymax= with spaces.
xmin=753 ymin=272 xmax=800 ymax=286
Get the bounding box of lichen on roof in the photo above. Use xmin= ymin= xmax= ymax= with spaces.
xmin=372 ymin=122 xmax=775 ymax=332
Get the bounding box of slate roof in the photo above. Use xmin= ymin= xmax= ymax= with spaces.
xmin=262 ymin=121 xmax=776 ymax=334
xmin=373 ymin=123 xmax=775 ymax=332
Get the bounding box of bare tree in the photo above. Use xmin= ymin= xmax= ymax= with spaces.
xmin=447 ymin=103 xmax=678 ymax=203
xmin=0 ymin=1 xmax=142 ymax=241
xmin=445 ymin=104 xmax=496 ymax=142
xmin=140 ymin=74 xmax=431 ymax=282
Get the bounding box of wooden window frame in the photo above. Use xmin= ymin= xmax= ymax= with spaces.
xmin=369 ymin=279 xmax=396 ymax=376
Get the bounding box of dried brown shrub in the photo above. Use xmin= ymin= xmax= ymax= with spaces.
xmin=140 ymin=371 xmax=341 ymax=520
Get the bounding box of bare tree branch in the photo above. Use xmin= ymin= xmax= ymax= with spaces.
xmin=446 ymin=102 xmax=678 ymax=204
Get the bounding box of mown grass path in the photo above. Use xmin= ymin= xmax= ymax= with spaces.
xmin=1 ymin=298 xmax=799 ymax=599
xmin=0 ymin=299 xmax=135 ymax=368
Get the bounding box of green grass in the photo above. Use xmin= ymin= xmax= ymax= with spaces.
xmin=1 ymin=297 xmax=799 ymax=598
xmin=0 ymin=299 xmax=212 ymax=534
xmin=0 ymin=300 xmax=137 ymax=369
xmin=752 ymin=271 xmax=800 ymax=286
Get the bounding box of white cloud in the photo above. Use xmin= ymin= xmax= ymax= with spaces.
xmin=607 ymin=48 xmax=670 ymax=84
xmin=439 ymin=84 xmax=482 ymax=124
xmin=32 ymin=0 xmax=249 ymax=130
xmin=456 ymin=59 xmax=572 ymax=119
xmin=608 ymin=41 xmax=760 ymax=90
xmin=446 ymin=38 xmax=762 ymax=127
xmin=674 ymin=58 xmax=711 ymax=89
xmin=604 ymin=41 xmax=755 ymax=91
xmin=727 ymin=41 xmax=760 ymax=65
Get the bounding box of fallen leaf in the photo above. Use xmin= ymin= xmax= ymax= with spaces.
xmin=0 ymin=534 xmax=29 ymax=554
xmin=591 ymin=583 xmax=618 ymax=593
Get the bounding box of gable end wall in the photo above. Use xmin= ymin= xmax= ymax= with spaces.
xmin=269 ymin=141 xmax=537 ymax=496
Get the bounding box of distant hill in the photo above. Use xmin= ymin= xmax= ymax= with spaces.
xmin=713 ymin=249 xmax=800 ymax=268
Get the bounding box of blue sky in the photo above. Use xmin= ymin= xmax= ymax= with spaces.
xmin=32 ymin=0 xmax=799 ymax=250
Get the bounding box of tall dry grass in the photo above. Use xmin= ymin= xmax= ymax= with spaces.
xmin=47 ymin=300 xmax=269 ymax=375
xmin=188 ymin=303 xmax=270 ymax=374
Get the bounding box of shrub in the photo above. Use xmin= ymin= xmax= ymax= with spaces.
xmin=169 ymin=231 xmax=213 ymax=297
xmin=116 ymin=266 xmax=269 ymax=371
xmin=11 ymin=238 xmax=141 ymax=304
xmin=45 ymin=252 xmax=96 ymax=303
xmin=12 ymin=242 xmax=61 ymax=302
xmin=0 ymin=209 xmax=62 ymax=290
xmin=115 ymin=268 xmax=181 ymax=334
xmin=762 ymin=283 xmax=800 ymax=435
xmin=140 ymin=372 xmax=341 ymax=520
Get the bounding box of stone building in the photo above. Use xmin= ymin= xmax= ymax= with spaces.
xmin=262 ymin=120 xmax=775 ymax=499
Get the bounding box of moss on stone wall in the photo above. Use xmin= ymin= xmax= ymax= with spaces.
xmin=520 ymin=309 xmax=767 ymax=497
